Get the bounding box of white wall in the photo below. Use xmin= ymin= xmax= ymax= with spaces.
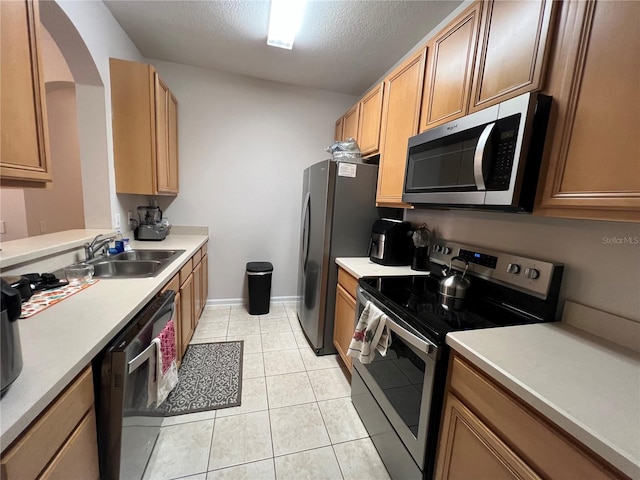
xmin=405 ymin=209 xmax=640 ymax=322
xmin=148 ymin=60 xmax=356 ymax=302
xmin=0 ymin=190 xmax=28 ymax=242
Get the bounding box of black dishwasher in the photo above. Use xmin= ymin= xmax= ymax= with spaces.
xmin=94 ymin=290 xmax=176 ymax=480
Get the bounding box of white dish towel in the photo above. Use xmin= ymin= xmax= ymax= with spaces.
xmin=347 ymin=301 xmax=392 ymax=364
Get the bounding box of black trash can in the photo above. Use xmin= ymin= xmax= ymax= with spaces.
xmin=246 ymin=262 xmax=273 ymax=315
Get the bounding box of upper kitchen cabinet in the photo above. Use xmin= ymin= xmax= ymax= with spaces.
xmin=469 ymin=0 xmax=556 ymax=113
xmin=357 ymin=83 xmax=384 ymax=156
xmin=420 ymin=2 xmax=482 ymax=131
xmin=0 ymin=0 xmax=52 ymax=185
xmin=535 ymin=0 xmax=640 ymax=223
xmin=334 ymin=82 xmax=384 ymax=156
xmin=110 ymin=58 xmax=179 ymax=195
xmin=377 ymin=48 xmax=426 ymax=206
xmin=334 ymin=117 xmax=344 ymax=142
xmin=342 ymin=104 xmax=360 ymax=143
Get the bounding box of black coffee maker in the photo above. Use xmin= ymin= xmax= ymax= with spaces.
xmin=411 ymin=224 xmax=431 ymax=271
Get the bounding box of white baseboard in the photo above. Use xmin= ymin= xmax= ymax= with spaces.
xmin=205 ymin=295 xmax=298 ymax=307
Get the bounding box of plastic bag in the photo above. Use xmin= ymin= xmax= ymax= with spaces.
xmin=326 ymin=137 xmax=361 ymax=159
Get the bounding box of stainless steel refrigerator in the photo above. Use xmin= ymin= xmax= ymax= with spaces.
xmin=297 ymin=159 xmax=379 ymax=355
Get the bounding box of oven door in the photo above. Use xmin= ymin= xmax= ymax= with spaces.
xmin=353 ymin=286 xmax=440 ymax=471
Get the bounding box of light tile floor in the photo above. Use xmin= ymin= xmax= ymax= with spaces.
xmin=143 ymin=302 xmax=392 ymax=480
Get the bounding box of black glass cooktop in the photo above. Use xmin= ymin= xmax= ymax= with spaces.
xmin=359 ymin=271 xmax=555 ymax=345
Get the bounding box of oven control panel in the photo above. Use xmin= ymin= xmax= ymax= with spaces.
xmin=429 ymin=240 xmax=562 ymax=299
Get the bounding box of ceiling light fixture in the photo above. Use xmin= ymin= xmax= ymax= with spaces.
xmin=267 ymin=0 xmax=307 ymax=50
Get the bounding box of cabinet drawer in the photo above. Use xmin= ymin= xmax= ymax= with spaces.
xmin=337 ymin=267 xmax=358 ymax=299
xmin=38 ymin=410 xmax=99 ymax=480
xmin=162 ymin=273 xmax=180 ymax=294
xmin=192 ymin=248 xmax=202 ymax=266
xmin=200 ymin=241 xmax=208 ymax=257
xmin=1 ymin=367 xmax=94 ymax=480
xmin=179 ymin=258 xmax=193 ymax=285
xmin=449 ymin=355 xmax=625 ymax=479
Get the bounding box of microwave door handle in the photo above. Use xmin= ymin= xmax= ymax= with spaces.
xmin=473 ymin=122 xmax=495 ymax=191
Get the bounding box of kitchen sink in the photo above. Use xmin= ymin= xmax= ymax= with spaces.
xmin=109 ymin=250 xmax=183 ymax=261
xmin=82 ymin=249 xmax=186 ymax=278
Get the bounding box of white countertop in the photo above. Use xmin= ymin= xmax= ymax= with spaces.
xmin=335 ymin=257 xmax=432 ymax=279
xmin=447 ymin=323 xmax=640 ymax=479
xmin=0 ymin=234 xmax=208 ymax=450
xmin=0 ymin=229 xmax=115 ymax=269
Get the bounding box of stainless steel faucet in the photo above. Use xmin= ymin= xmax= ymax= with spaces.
xmin=84 ymin=234 xmax=116 ymax=261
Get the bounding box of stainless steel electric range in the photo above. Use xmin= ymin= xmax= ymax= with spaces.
xmin=350 ymin=240 xmax=564 ymax=480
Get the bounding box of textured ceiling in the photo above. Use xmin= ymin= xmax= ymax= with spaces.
xmin=104 ymin=0 xmax=463 ymax=95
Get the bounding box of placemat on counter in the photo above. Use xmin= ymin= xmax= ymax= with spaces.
xmin=20 ymin=280 xmax=99 ymax=319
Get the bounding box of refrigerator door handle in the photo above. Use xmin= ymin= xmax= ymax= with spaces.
xmin=301 ymin=192 xmax=311 ymax=273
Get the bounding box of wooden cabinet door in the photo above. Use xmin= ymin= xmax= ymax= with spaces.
xmin=201 ymin=253 xmax=209 ymax=315
xmin=377 ymin=48 xmax=427 ymax=206
xmin=436 ymin=394 xmax=541 ymax=480
xmin=333 ymin=284 xmax=356 ymax=371
xmin=168 ymin=92 xmax=179 ymax=193
xmin=342 ymin=104 xmax=360 ymax=143
xmin=110 ymin=58 xmax=178 ymax=196
xmin=469 ymin=0 xmax=556 ymax=113
xmin=155 ymin=75 xmax=171 ymax=194
xmin=173 ymin=290 xmax=182 ymax=365
xmin=535 ymin=0 xmax=640 ymax=222
xmin=334 ymin=117 xmax=344 ymax=142
xmin=193 ymin=261 xmax=202 ymax=327
xmin=38 ymin=411 xmax=100 ymax=480
xmin=179 ymin=273 xmax=194 ymax=358
xmin=358 ymin=83 xmax=384 ymax=156
xmin=0 ymin=0 xmax=52 ymax=184
xmin=420 ymin=2 xmax=482 ymax=131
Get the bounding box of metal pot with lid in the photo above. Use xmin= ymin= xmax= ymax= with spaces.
xmin=439 ymin=256 xmax=470 ymax=311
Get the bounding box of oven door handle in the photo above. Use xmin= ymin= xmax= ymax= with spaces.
xmin=357 ymin=287 xmax=436 ymax=355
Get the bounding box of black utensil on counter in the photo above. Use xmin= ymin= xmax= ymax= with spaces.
xmin=23 ymin=272 xmax=69 ymax=291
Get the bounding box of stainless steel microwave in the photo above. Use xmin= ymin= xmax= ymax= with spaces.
xmin=402 ymin=92 xmax=551 ymax=211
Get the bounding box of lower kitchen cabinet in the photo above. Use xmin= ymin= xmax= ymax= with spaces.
xmin=437 ymin=394 xmax=540 ymax=480
xmin=535 ymin=0 xmax=640 ymax=222
xmin=179 ymin=271 xmax=194 ymax=359
xmin=333 ymin=267 xmax=359 ymax=372
xmin=193 ymin=260 xmax=202 ymax=329
xmin=162 ymin=273 xmax=183 ymax=366
xmin=436 ymin=354 xmax=627 ymax=479
xmin=0 ymin=367 xmax=99 ymax=480
xmin=201 ymin=252 xmax=209 ymax=315
xmin=168 ymin=243 xmax=208 ymax=361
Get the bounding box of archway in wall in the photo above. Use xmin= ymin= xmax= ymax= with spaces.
xmin=38 ymin=0 xmax=112 ymax=230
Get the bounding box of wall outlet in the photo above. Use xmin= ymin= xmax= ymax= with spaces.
xmin=114 ymin=213 xmax=121 ymax=229
xmin=0 ymin=220 xmax=6 ymax=234
xmin=40 ymin=220 xmax=47 ymax=234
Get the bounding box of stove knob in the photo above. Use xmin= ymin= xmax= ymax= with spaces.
xmin=442 ymin=247 xmax=451 ymax=255
xmin=433 ymin=245 xmax=441 ymax=253
xmin=524 ymin=268 xmax=540 ymax=279
xmin=507 ymin=263 xmax=521 ymax=274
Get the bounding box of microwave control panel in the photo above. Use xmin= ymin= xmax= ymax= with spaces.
xmin=486 ymin=114 xmax=520 ymax=190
